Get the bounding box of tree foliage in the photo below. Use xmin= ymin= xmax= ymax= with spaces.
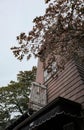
xmin=0 ymin=66 xmax=37 ymax=129
xmin=11 ymin=0 xmax=84 ymax=67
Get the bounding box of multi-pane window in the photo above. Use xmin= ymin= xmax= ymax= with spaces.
xmin=44 ymin=61 xmax=57 ymax=82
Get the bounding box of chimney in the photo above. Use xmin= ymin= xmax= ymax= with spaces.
xmin=29 ymin=82 xmax=47 ymax=111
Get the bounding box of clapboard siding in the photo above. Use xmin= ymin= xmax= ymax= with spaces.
xmin=47 ymin=66 xmax=81 ymax=97
xmin=44 ymin=60 xmax=84 ymax=109
xmin=47 ymin=70 xmax=80 ymax=93
xmin=48 ymin=77 xmax=83 ymax=100
xmin=45 ymin=60 xmax=76 ymax=86
xmin=76 ymin=96 xmax=84 ymax=104
xmin=46 ymin=63 xmax=78 ymax=92
xmin=76 ymin=63 xmax=84 ymax=82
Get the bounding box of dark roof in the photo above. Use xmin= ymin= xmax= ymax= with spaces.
xmin=5 ymin=112 xmax=29 ymax=130
xmin=5 ymin=97 xmax=82 ymax=130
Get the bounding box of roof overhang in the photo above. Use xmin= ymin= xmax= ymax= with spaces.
xmin=5 ymin=97 xmax=82 ymax=130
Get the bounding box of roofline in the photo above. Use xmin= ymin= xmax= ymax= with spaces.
xmin=6 ymin=97 xmax=81 ymax=130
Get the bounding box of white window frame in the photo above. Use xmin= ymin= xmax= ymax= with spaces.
xmin=44 ymin=61 xmax=57 ymax=82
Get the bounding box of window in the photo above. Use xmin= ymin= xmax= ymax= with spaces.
xmin=44 ymin=61 xmax=57 ymax=82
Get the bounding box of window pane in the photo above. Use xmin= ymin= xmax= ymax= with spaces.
xmin=44 ymin=61 xmax=57 ymax=82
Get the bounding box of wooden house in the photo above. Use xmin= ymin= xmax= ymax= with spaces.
xmin=36 ymin=59 xmax=84 ymax=109
xmin=5 ymin=57 xmax=84 ymax=130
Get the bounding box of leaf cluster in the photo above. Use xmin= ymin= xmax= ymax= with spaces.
xmin=11 ymin=0 xmax=84 ymax=66
xmin=0 ymin=66 xmax=37 ymax=129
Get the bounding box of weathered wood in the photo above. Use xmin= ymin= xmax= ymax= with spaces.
xmin=44 ymin=60 xmax=84 ymax=109
xmin=29 ymin=82 xmax=47 ymax=111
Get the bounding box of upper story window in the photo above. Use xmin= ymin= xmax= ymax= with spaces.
xmin=44 ymin=61 xmax=57 ymax=82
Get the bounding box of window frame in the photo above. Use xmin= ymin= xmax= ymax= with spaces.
xmin=44 ymin=61 xmax=57 ymax=82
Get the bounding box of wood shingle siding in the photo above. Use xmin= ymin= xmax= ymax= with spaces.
xmin=75 ymin=63 xmax=84 ymax=82
xmin=44 ymin=60 xmax=84 ymax=109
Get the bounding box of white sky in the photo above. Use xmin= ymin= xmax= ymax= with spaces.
xmin=0 ymin=0 xmax=46 ymax=87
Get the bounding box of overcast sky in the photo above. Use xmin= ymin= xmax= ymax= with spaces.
xmin=0 ymin=0 xmax=46 ymax=87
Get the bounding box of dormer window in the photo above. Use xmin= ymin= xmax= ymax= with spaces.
xmin=44 ymin=61 xmax=57 ymax=82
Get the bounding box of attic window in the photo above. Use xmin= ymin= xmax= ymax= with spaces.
xmin=44 ymin=61 xmax=57 ymax=82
